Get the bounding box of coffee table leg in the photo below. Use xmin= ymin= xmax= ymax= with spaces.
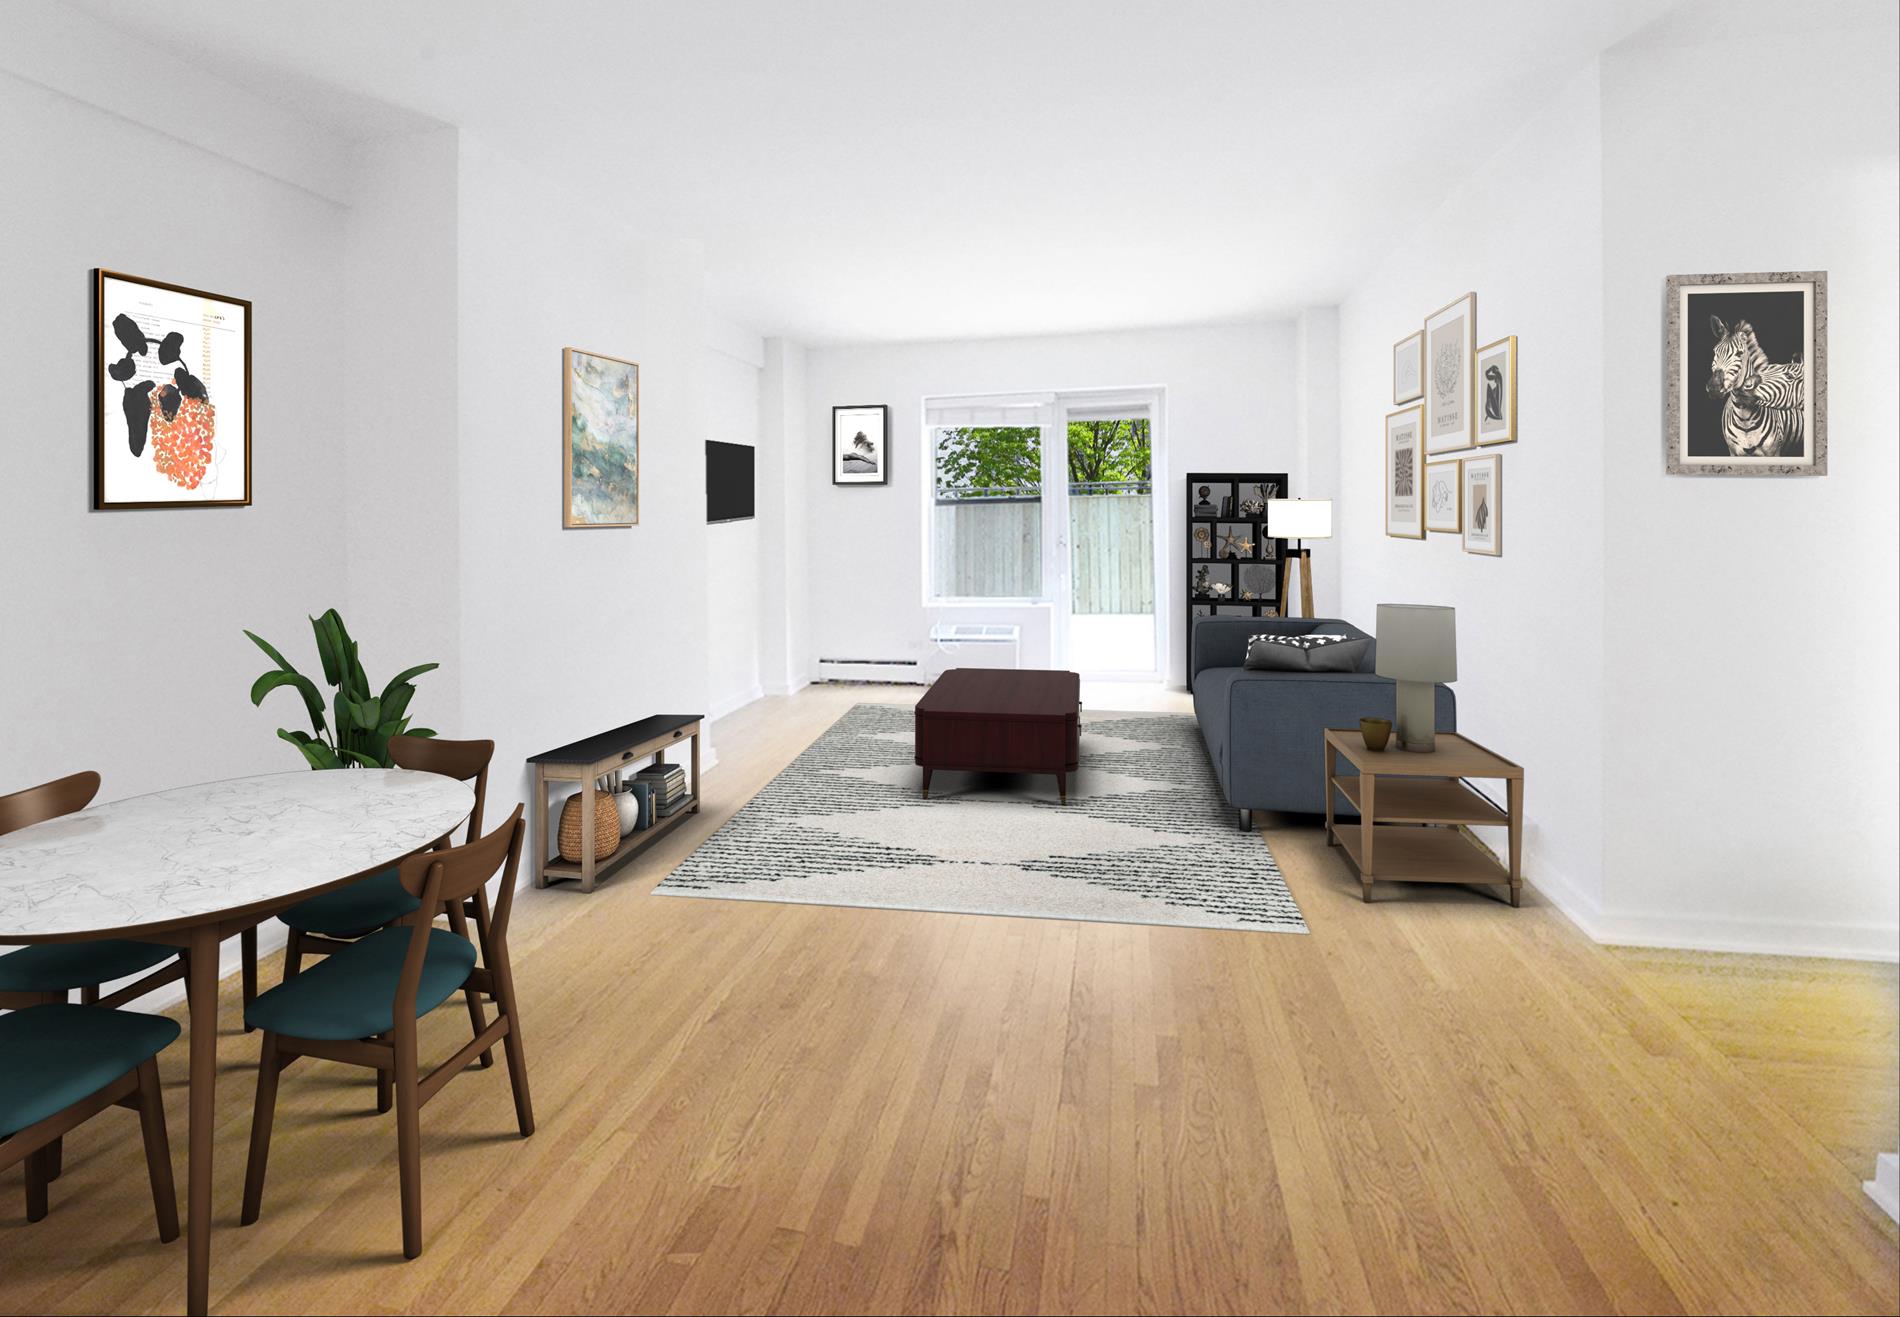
xmin=920 ymin=768 xmax=932 ymax=799
xmin=1056 ymin=771 xmax=1067 ymax=804
xmin=185 ymin=923 xmax=220 ymax=1316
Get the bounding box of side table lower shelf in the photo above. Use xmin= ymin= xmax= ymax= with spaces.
xmin=1330 ymin=824 xmax=1513 ymax=898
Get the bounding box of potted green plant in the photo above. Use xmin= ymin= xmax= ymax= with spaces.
xmin=245 ymin=609 xmax=437 ymax=769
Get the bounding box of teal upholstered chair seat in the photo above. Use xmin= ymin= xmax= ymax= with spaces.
xmin=0 ymin=940 xmax=178 ymax=995
xmin=277 ymin=866 xmax=418 ymax=937
xmin=0 ymin=1004 xmax=181 ymax=1137
xmin=245 ymin=926 xmax=477 ymax=1041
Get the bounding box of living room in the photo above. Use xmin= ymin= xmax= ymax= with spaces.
xmin=1 ymin=2 xmax=1895 ymax=1315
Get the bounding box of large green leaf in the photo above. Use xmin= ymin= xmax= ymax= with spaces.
xmin=378 ymin=664 xmax=437 ymax=706
xmin=341 ymin=695 xmax=382 ymax=731
xmin=310 ymin=612 xmax=346 ymax=687
xmin=244 ymin=629 xmax=301 ymax=676
xmin=249 ymin=669 xmax=327 ymax=734
xmin=277 ymin=727 xmax=340 ymax=770
xmin=380 ymin=683 xmax=416 ymax=727
xmin=340 ymin=749 xmax=385 ymax=769
xmin=345 ymin=640 xmax=369 ymax=701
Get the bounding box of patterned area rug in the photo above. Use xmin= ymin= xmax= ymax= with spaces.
xmin=654 ymin=704 xmax=1306 ymax=934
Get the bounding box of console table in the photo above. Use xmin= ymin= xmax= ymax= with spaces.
xmin=529 ymin=714 xmax=702 ymax=892
xmin=1323 ymin=729 xmax=1523 ymax=905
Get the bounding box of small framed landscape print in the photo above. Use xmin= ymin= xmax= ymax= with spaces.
xmin=95 ymin=269 xmax=251 ymax=509
xmin=1392 ymin=329 xmax=1423 ymax=404
xmin=1424 ymin=458 xmax=1462 ymax=534
xmin=1384 ymin=405 xmax=1424 ymax=539
xmin=833 ymin=404 xmax=890 ymax=485
xmin=1424 ymin=292 xmax=1477 ymax=453
xmin=1462 ymin=454 xmax=1501 ymax=556
xmin=1665 ymin=271 xmax=1826 ymax=476
xmin=1475 ymin=334 xmax=1516 ymax=446
xmin=564 ymin=347 xmax=640 ymax=527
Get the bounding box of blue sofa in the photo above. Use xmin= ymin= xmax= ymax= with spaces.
xmin=1190 ymin=616 xmax=1456 ymax=826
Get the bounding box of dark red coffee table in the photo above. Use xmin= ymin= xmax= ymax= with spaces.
xmin=914 ymin=668 xmax=1081 ymax=803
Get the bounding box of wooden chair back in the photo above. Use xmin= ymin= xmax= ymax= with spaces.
xmin=392 ymin=807 xmax=525 ymax=1015
xmin=0 ymin=772 xmax=101 ymax=838
xmin=389 ymin=736 xmax=493 ymax=843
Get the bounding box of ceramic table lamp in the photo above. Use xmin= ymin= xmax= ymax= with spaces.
xmin=1375 ymin=603 xmax=1456 ymax=752
xmin=1265 ymin=498 xmax=1332 ymax=618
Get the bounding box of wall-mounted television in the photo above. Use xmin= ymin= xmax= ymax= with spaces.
xmin=705 ymin=441 xmax=755 ymax=523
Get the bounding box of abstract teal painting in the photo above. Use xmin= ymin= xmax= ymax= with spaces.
xmin=563 ymin=347 xmax=640 ymax=527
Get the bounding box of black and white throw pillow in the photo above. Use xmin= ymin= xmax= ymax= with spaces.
xmin=1243 ymin=632 xmax=1369 ymax=673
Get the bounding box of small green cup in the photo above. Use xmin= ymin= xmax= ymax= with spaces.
xmin=1359 ymin=717 xmax=1393 ymax=752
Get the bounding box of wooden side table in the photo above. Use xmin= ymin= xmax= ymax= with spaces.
xmin=1323 ymin=729 xmax=1523 ymax=905
xmin=528 ymin=714 xmax=703 ymax=893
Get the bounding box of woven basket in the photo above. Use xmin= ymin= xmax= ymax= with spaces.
xmin=558 ymin=791 xmax=620 ymax=863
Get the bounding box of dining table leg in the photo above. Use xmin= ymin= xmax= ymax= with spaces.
xmin=185 ymin=923 xmax=220 ymax=1317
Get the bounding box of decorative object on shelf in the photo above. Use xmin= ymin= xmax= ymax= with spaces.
xmin=1384 ymin=407 xmax=1424 ymax=539
xmin=613 ymin=780 xmax=650 ymax=835
xmin=563 ymin=347 xmax=640 ymax=527
xmin=1266 ymin=498 xmax=1332 ymax=619
xmin=1475 ymin=334 xmax=1517 ymax=445
xmin=1424 ymin=292 xmax=1477 ymax=453
xmin=1184 ymin=471 xmax=1286 ymax=680
xmin=1462 ymin=454 xmax=1501 ymax=555
xmin=243 ymin=609 xmax=438 ymax=770
xmin=1359 ymin=716 xmax=1392 ymax=752
xmin=1424 ymin=458 xmax=1463 ymax=533
xmin=1665 ymin=271 xmax=1827 ymax=476
xmin=833 ymin=403 xmax=890 ymax=485
xmin=1375 ymin=603 xmax=1457 ymax=753
xmin=1392 ymin=328 xmax=1424 ymax=404
xmin=559 ymin=788 xmax=621 ymax=863
xmin=94 ymin=269 xmax=251 ymax=510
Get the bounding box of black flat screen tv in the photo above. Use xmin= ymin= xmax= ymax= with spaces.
xmin=705 ymin=440 xmax=755 ymax=523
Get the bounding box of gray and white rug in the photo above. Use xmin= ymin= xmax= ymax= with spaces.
xmin=653 ymin=704 xmax=1306 ymax=934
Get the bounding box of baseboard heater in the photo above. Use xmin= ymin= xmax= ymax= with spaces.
xmin=815 ymin=657 xmax=927 ymax=685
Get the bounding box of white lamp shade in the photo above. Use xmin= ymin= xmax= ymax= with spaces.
xmin=1375 ymin=603 xmax=1457 ymax=682
xmin=1266 ymin=498 xmax=1332 ymax=540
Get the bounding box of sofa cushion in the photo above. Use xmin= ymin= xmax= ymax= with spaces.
xmin=1243 ymin=632 xmax=1370 ymax=673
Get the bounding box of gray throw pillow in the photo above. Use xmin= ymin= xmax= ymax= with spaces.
xmin=1243 ymin=632 xmax=1369 ymax=673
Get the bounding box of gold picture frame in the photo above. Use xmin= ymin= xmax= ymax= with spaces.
xmin=1474 ymin=334 xmax=1517 ymax=446
xmin=1392 ymin=329 xmax=1423 ymax=404
xmin=1423 ymin=292 xmax=1477 ymax=454
xmin=1385 ymin=405 xmax=1424 ymax=539
xmin=1462 ymin=453 xmax=1501 ymax=556
xmin=562 ymin=347 xmax=640 ymax=528
xmin=1424 ymin=457 xmax=1463 ymax=533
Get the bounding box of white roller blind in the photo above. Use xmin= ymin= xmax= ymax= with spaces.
xmin=925 ymin=393 xmax=1053 ymax=428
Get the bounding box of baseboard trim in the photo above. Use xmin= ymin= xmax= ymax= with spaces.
xmin=708 ymin=685 xmax=765 ymax=722
xmin=763 ymin=678 xmax=810 ymax=697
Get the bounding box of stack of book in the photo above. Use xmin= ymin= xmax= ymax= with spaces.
xmin=636 ymin=762 xmax=690 ymax=818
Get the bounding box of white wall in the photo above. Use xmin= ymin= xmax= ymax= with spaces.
xmin=0 ymin=67 xmax=353 ymax=801
xmin=702 ymin=324 xmax=767 ymax=718
xmin=1596 ymin=1 xmax=1900 ymax=957
xmin=757 ymin=338 xmax=811 ymax=694
xmin=1337 ymin=65 xmax=1609 ymax=919
xmin=801 ymin=323 xmax=1301 ymax=689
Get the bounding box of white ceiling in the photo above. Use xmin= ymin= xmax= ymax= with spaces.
xmin=70 ymin=0 xmax=1682 ymax=344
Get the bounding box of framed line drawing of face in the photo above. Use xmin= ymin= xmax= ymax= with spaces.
xmin=1424 ymin=292 xmax=1476 ymax=453
xmin=1462 ymin=453 xmax=1501 ymax=556
xmin=1424 ymin=458 xmax=1462 ymax=533
xmin=1475 ymin=335 xmax=1516 ymax=446
xmin=1385 ymin=405 xmax=1424 ymax=539
xmin=1665 ymin=271 xmax=1826 ymax=476
xmin=1393 ymin=329 xmax=1423 ymax=404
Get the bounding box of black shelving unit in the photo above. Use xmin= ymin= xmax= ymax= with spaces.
xmin=1186 ymin=471 xmax=1288 ymax=684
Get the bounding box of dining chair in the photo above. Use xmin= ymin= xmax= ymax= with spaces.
xmin=0 ymin=1003 xmax=179 ymax=1238
xmin=241 ymin=737 xmax=495 ymax=1079
xmin=239 ymin=804 xmax=533 ymax=1260
xmin=0 ymin=773 xmax=184 ymax=1012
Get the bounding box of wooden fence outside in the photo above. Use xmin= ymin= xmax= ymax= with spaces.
xmin=931 ymin=490 xmax=1154 ymax=613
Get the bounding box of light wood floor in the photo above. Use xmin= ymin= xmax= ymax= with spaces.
xmin=4 ymin=683 xmax=1895 ymax=1315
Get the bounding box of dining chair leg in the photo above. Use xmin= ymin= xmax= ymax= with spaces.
xmin=393 ymin=1024 xmax=423 ymax=1260
xmin=240 ymin=927 xmax=258 ymax=1030
xmin=135 ymin=1057 xmax=180 ymax=1243
xmin=80 ymin=984 xmax=100 ymax=1005
xmin=376 ymin=1035 xmax=392 ymax=1114
xmin=445 ymin=903 xmax=494 ymax=1069
xmin=240 ymin=1033 xmax=282 ymax=1227
xmin=280 ymin=928 xmax=304 ymax=983
xmin=44 ymin=1134 xmax=61 ymax=1181
xmin=23 ymin=1142 xmax=52 ymax=1222
xmin=493 ymin=950 xmax=534 ymax=1139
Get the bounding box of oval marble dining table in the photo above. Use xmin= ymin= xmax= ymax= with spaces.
xmin=0 ymin=769 xmax=473 ymax=1316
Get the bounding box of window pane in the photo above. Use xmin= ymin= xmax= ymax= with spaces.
xmin=1066 ymin=417 xmax=1154 ymax=671
xmin=932 ymin=425 xmax=1042 ymax=598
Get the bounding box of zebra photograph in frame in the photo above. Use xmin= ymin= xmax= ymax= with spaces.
xmin=1666 ymin=271 xmax=1827 ymax=476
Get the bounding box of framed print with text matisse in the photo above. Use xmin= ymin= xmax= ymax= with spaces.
xmin=1423 ymin=292 xmax=1476 ymax=454
xmin=95 ymin=269 xmax=251 ymax=509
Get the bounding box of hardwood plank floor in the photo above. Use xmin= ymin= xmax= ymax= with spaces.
xmin=3 ymin=683 xmax=1894 ymax=1314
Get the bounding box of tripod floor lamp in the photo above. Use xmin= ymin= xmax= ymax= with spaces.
xmin=1266 ymin=498 xmax=1331 ymax=618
